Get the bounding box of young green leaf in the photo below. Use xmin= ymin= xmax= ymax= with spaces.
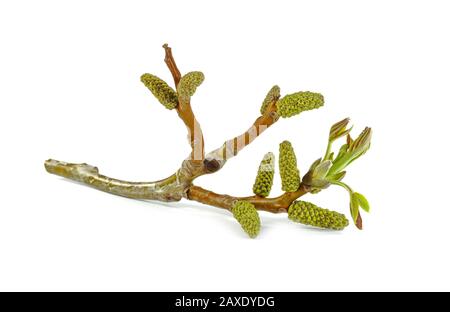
xmin=325 ymin=152 xmax=334 ymax=161
xmin=350 ymin=193 xmax=360 ymax=224
xmin=326 ymin=171 xmax=346 ymax=183
xmin=328 ymin=127 xmax=372 ymax=176
xmin=353 ymin=192 xmax=370 ymax=213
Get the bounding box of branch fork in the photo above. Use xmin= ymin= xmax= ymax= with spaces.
xmin=45 ymin=44 xmax=372 ymax=237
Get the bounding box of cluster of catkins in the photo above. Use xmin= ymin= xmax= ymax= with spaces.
xmin=231 ymin=137 xmax=348 ymax=238
xmin=141 ymin=71 xmax=204 ymax=109
xmin=141 ymin=72 xmax=363 ymax=239
xmin=232 ymin=87 xmax=348 ymax=238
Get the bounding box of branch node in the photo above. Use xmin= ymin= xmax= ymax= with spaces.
xmin=203 ymin=158 xmax=221 ymax=173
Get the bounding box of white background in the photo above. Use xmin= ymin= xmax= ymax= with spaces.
xmin=1 ymin=0 xmax=449 ymax=291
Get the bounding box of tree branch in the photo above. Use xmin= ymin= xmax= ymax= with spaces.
xmin=162 ymin=43 xmax=181 ymax=86
xmin=163 ymin=43 xmax=205 ymax=163
xmin=195 ymin=97 xmax=280 ymax=178
xmin=44 ymin=159 xmax=184 ymax=201
xmin=187 ymin=183 xmax=310 ymax=213
xmin=45 ymin=45 xmax=310 ymax=217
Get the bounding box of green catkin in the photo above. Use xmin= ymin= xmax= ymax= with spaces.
xmin=231 ymin=201 xmax=261 ymax=238
xmin=252 ymin=152 xmax=275 ymax=197
xmin=276 ymin=91 xmax=324 ymax=118
xmin=177 ymin=71 xmax=205 ymax=99
xmin=140 ymin=73 xmax=178 ymax=109
xmin=260 ymin=85 xmax=280 ymax=115
xmin=288 ymin=201 xmax=349 ymax=230
xmin=279 ymin=141 xmax=300 ymax=192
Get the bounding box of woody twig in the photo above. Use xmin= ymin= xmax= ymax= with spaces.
xmin=45 ymin=44 xmax=372 ymax=238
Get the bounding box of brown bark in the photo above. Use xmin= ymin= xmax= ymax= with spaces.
xmin=187 ymin=184 xmax=310 ymax=213
xmin=163 ymin=43 xmax=205 ymax=163
xmin=162 ymin=43 xmax=181 ymax=86
xmin=203 ymin=108 xmax=280 ymax=175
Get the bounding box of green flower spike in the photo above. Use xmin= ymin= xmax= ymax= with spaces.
xmin=276 ymin=91 xmax=324 ymax=118
xmin=141 ymin=73 xmax=178 ymax=110
xmin=231 ymin=201 xmax=261 ymax=238
xmin=177 ymin=71 xmax=205 ymax=100
xmin=260 ymin=85 xmax=280 ymax=115
xmin=288 ymin=201 xmax=349 ymax=230
xmin=279 ymin=141 xmax=300 ymax=192
xmin=252 ymin=152 xmax=275 ymax=197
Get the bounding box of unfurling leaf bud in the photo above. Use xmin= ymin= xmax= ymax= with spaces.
xmin=252 ymin=152 xmax=275 ymax=197
xmin=260 ymin=85 xmax=280 ymax=115
xmin=177 ymin=71 xmax=205 ymax=100
xmin=329 ymin=118 xmax=352 ymax=142
xmin=279 ymin=141 xmax=300 ymax=192
xmin=288 ymin=201 xmax=349 ymax=230
xmin=328 ymin=127 xmax=372 ymax=176
xmin=312 ymin=160 xmax=332 ymax=181
xmin=349 ymin=127 xmax=372 ymax=155
xmin=302 ymin=159 xmax=332 ymax=190
xmin=276 ymin=91 xmax=324 ymax=118
xmin=141 ymin=73 xmax=178 ymax=110
xmin=231 ymin=201 xmax=261 ymax=238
